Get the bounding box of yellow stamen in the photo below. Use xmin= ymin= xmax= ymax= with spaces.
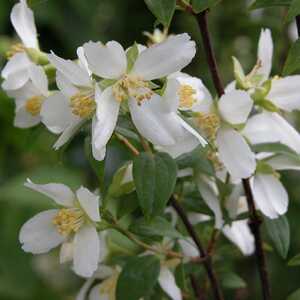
xmin=179 ymin=84 xmax=196 ymax=109
xmin=52 ymin=208 xmax=84 ymax=236
xmin=196 ymin=112 xmax=220 ymax=141
xmin=112 ymin=74 xmax=153 ymax=104
xmin=70 ymin=91 xmax=95 ymax=118
xmin=25 ymin=96 xmax=43 ymax=116
xmin=6 ymin=43 xmax=26 ymax=59
xmin=207 ymin=150 xmax=223 ymax=171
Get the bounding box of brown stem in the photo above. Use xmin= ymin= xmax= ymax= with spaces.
xmin=190 ymin=274 xmax=206 ymax=300
xmin=193 ymin=9 xmax=271 ymax=300
xmin=296 ymin=15 xmax=300 ymax=36
xmin=170 ymin=197 xmax=224 ymax=300
xmin=115 ymin=133 xmax=140 ymax=156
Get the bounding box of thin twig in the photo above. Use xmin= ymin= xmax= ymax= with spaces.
xmin=191 ymin=7 xmax=272 ymax=299
xmin=170 ymin=197 xmax=224 ymax=300
xmin=115 ymin=133 xmax=140 ymax=156
xmin=190 ymin=274 xmax=206 ymax=300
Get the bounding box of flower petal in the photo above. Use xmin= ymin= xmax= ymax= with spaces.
xmin=223 ymin=220 xmax=255 ymax=256
xmin=1 ymin=52 xmax=31 ymax=79
xmin=2 ymin=69 xmax=29 ymax=91
xmin=48 ymin=52 xmax=91 ymax=87
xmin=266 ymin=155 xmax=300 ymax=171
xmin=178 ymin=237 xmax=198 ymax=257
xmin=24 ymin=178 xmax=75 ymax=207
xmin=268 ymin=76 xmax=300 ymax=112
xmin=92 ymin=87 xmax=120 ymax=161
xmin=257 ymin=28 xmax=273 ymax=80
xmin=218 ymin=90 xmax=253 ymax=124
xmin=83 ymin=41 xmax=127 ymax=79
xmin=216 ymin=128 xmax=256 ymax=179
xmin=73 ymin=224 xmax=100 ymax=278
xmin=10 ymin=0 xmax=38 ymax=48
xmin=158 ymin=267 xmax=182 ymax=300
xmin=243 ymin=112 xmax=300 ymax=153
xmin=19 ymin=209 xmax=64 ymax=254
xmin=76 ymin=277 xmax=95 ymax=300
xmin=28 ymin=64 xmax=48 ymax=96
xmin=77 ymin=46 xmax=92 ymax=76
xmin=89 ymin=283 xmax=109 ymax=300
xmin=252 ymin=174 xmax=288 ymax=219
xmin=14 ymin=105 xmax=41 ymax=128
xmin=76 ymin=187 xmax=100 ymax=222
xmin=56 ymin=71 xmax=79 ymax=98
xmin=132 ymin=33 xmax=196 ymax=80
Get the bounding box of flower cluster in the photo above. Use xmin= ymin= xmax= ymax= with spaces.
xmin=3 ymin=1 xmax=300 ymax=300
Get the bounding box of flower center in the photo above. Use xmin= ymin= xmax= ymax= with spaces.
xmin=179 ymin=84 xmax=197 ymax=109
xmin=25 ymin=96 xmax=43 ymax=116
xmin=70 ymin=90 xmax=96 ymax=118
xmin=6 ymin=43 xmax=26 ymax=59
xmin=207 ymin=150 xmax=223 ymax=171
xmin=196 ymin=113 xmax=220 ymax=141
xmin=112 ymin=74 xmax=153 ymax=104
xmin=52 ymin=208 xmax=84 ymax=236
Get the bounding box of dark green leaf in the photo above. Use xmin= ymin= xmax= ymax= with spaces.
xmin=265 ymin=215 xmax=290 ymax=259
xmin=221 ymin=272 xmax=247 ymax=289
xmin=288 ymin=253 xmax=300 ymax=266
xmin=191 ymin=0 xmax=221 ymax=13
xmin=287 ymin=289 xmax=300 ymax=300
xmin=250 ymin=0 xmax=291 ymax=9
xmin=286 ymin=0 xmax=300 ymax=22
xmin=133 ymin=152 xmax=177 ymax=217
xmin=130 ymin=216 xmax=182 ymax=238
xmin=116 ymin=255 xmax=160 ymax=300
xmin=283 ymin=39 xmax=300 ymax=75
xmin=144 ymin=0 xmax=176 ymax=27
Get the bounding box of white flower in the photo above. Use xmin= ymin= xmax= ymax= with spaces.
xmin=1 ymin=0 xmax=39 ymax=91
xmin=19 ymin=179 xmax=102 ymax=278
xmin=7 ymin=65 xmax=50 ymax=128
xmin=82 ymin=34 xmax=206 ymax=160
xmin=41 ymin=47 xmax=97 ymax=152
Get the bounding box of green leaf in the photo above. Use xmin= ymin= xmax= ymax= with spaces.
xmin=265 ymin=215 xmax=290 ymax=259
xmin=116 ymin=255 xmax=160 ymax=300
xmin=250 ymin=0 xmax=291 ymax=9
xmin=126 ymin=43 xmax=139 ymax=72
xmin=130 ymin=216 xmax=182 ymax=238
xmin=286 ymin=0 xmax=300 ymax=22
xmin=283 ymin=39 xmax=300 ymax=75
xmin=144 ymin=0 xmax=176 ymax=27
xmin=133 ymin=152 xmax=177 ymax=217
xmin=288 ymin=253 xmax=300 ymax=266
xmin=221 ymin=272 xmax=247 ymax=289
xmin=191 ymin=0 xmax=221 ymax=13
xmin=287 ymin=289 xmax=300 ymax=300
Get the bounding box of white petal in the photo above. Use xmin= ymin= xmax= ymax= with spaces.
xmin=223 ymin=220 xmax=255 ymax=256
xmin=197 ymin=179 xmax=223 ymax=229
xmin=41 ymin=92 xmax=75 ymax=133
xmin=28 ymin=64 xmax=48 ymax=96
xmin=76 ymin=277 xmax=95 ymax=300
xmin=216 ymin=128 xmax=256 ymax=179
xmin=243 ymin=112 xmax=300 ymax=153
xmin=73 ymin=224 xmax=100 ymax=278
xmin=178 ymin=237 xmax=198 ymax=257
xmin=161 ymin=78 xmax=180 ymax=112
xmin=187 ymin=212 xmax=211 ymax=225
xmin=89 ymin=284 xmax=109 ymax=300
xmin=257 ymin=28 xmax=273 ymax=80
xmin=132 ymin=33 xmax=196 ymax=80
xmin=266 ymin=155 xmax=300 ymax=171
xmin=218 ymin=90 xmax=253 ymax=124
xmin=92 ymin=87 xmax=120 ymax=161
xmin=24 ymin=178 xmax=75 ymax=207
xmin=60 ymin=242 xmax=74 ymax=264
xmin=129 ymin=94 xmax=185 ymax=146
xmin=14 ymin=105 xmax=41 ymax=128
xmin=83 ymin=41 xmax=127 ymax=79
xmin=2 ymin=69 xmax=29 ymax=91
xmin=56 ymin=71 xmax=79 ymax=98
xmin=76 ymin=187 xmax=101 ymax=222
xmin=8 ymin=80 xmax=37 ymax=102
xmin=1 ymin=52 xmax=31 ymax=79
xmin=158 ymin=267 xmax=182 ymax=300
xmin=48 ymin=52 xmax=91 ymax=87
xmin=77 ymin=46 xmax=92 ymax=76
xmin=252 ymin=174 xmax=288 ymax=219
xmin=268 ymin=76 xmax=300 ymax=112
xmin=19 ymin=209 xmax=64 ymax=254
xmin=11 ymin=0 xmax=38 ymax=49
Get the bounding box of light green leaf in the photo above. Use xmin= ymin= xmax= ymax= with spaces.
xmin=265 ymin=215 xmax=290 ymax=259
xmin=116 ymin=255 xmax=160 ymax=300
xmin=126 ymin=43 xmax=139 ymax=72
xmin=288 ymin=253 xmax=300 ymax=266
xmin=130 ymin=216 xmax=182 ymax=238
xmin=221 ymin=272 xmax=247 ymax=289
xmin=133 ymin=152 xmax=177 ymax=217
xmin=191 ymin=0 xmax=221 ymax=13
xmin=250 ymin=0 xmax=291 ymax=9
xmin=283 ymin=39 xmax=300 ymax=75
xmin=287 ymin=289 xmax=300 ymax=300
xmin=144 ymin=0 xmax=176 ymax=27
xmin=286 ymin=0 xmax=300 ymax=22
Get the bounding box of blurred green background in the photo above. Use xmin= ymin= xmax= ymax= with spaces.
xmin=1 ymin=0 xmax=300 ymax=299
